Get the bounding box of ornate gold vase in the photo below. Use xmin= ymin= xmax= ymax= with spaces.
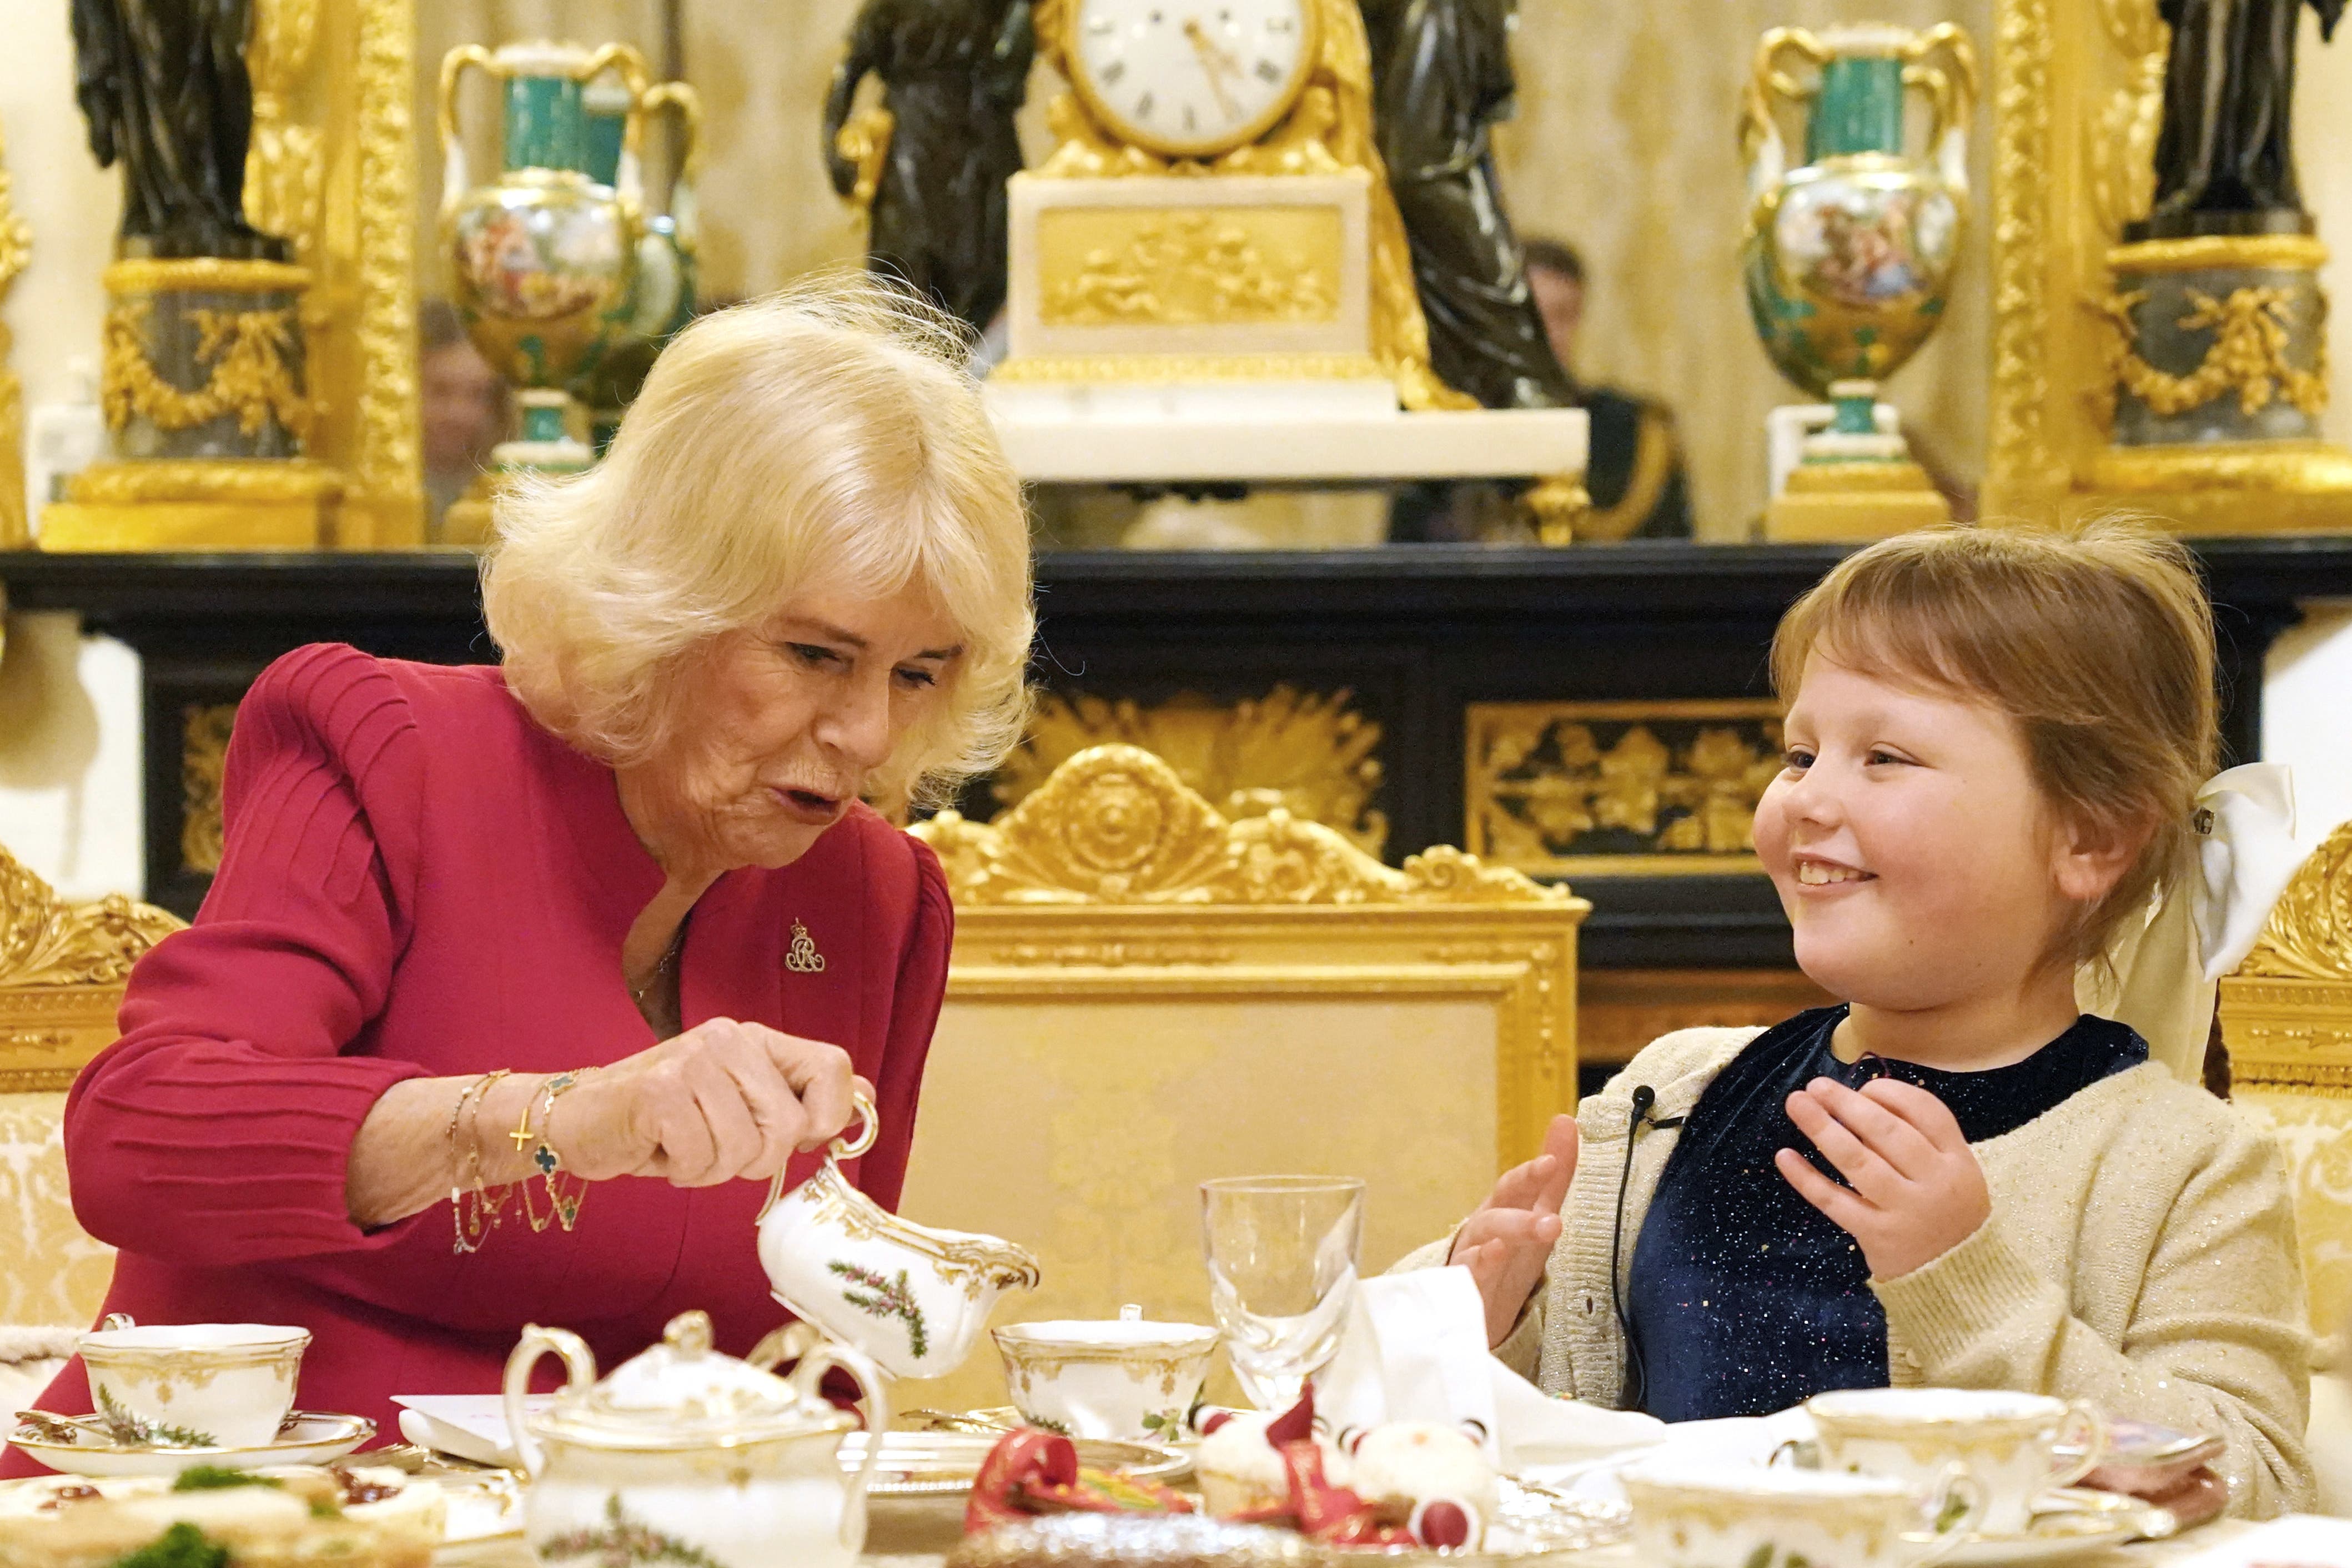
xmin=41 ymin=257 xmax=339 ymax=550
xmin=438 ymin=40 xmax=650 ymax=540
xmin=1741 ymin=23 xmax=1975 ymax=541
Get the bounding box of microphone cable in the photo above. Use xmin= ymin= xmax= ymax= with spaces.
xmin=1609 ymin=1084 xmax=1683 ymax=1414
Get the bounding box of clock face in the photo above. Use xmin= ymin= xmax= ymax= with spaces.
xmin=1068 ymin=0 xmax=1318 ymax=159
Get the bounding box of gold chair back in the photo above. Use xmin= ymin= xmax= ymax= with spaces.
xmin=0 ymin=846 xmax=182 ymax=1326
xmin=2220 ymin=818 xmax=2352 ymax=1349
xmin=896 ymin=744 xmax=1587 ymax=1412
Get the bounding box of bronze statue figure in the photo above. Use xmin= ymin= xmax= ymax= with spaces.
xmin=2142 ymin=0 xmax=2344 ymax=235
xmin=71 ymin=0 xmax=285 ymax=258
xmin=823 ymin=0 xmax=1034 ymax=337
xmin=1359 ymin=0 xmax=1573 ymax=409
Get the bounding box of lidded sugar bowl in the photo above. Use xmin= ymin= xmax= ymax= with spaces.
xmin=506 ymin=1309 xmax=888 ymax=1568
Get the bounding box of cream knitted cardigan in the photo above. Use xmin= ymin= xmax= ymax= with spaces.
xmin=1398 ymin=1026 xmax=2316 ymax=1517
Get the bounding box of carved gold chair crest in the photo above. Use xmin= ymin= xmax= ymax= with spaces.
xmin=2220 ymin=818 xmax=2352 ymax=1353
xmin=897 ymin=744 xmax=1587 ymax=1411
xmin=0 ymin=845 xmax=182 ymax=1327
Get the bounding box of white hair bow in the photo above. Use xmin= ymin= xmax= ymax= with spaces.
xmin=2078 ymin=763 xmax=2306 ymax=1080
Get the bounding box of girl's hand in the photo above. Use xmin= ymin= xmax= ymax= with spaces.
xmin=1776 ymin=1077 xmax=1990 ymax=1280
xmin=559 ymin=1018 xmax=870 ymax=1187
xmin=1449 ymin=1114 xmax=1579 ymax=1348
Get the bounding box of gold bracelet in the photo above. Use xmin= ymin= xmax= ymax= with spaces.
xmin=514 ymin=1071 xmax=590 ymax=1234
xmin=448 ymin=1071 xmax=510 ymax=1254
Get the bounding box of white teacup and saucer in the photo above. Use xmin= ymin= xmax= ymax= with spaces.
xmin=1624 ymin=1459 xmax=1985 ymax=1568
xmin=12 ymin=1314 xmax=370 ymax=1476
xmin=1805 ymin=1389 xmax=2134 ymax=1564
xmin=993 ymin=1306 xmax=1219 ymax=1444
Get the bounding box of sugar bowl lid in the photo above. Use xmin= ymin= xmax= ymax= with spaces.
xmin=532 ymin=1310 xmax=854 ymax=1452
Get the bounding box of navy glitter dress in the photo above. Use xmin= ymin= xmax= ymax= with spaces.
xmin=1625 ymin=1006 xmax=2147 ymax=1422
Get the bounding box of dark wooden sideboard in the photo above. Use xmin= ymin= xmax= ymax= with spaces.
xmin=6 ymin=541 xmax=2348 ymax=991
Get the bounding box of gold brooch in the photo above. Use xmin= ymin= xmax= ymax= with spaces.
xmin=786 ymin=918 xmax=827 ymax=974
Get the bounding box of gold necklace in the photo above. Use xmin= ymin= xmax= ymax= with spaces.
xmin=629 ymin=924 xmax=686 ymax=1005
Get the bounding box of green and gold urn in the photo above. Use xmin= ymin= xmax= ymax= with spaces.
xmin=439 ymin=40 xmax=653 ymax=481
xmin=1740 ymin=23 xmax=1975 ymax=540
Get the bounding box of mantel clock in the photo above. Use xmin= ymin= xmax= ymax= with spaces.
xmin=992 ymin=0 xmax=1460 ymax=413
xmin=1061 ymin=0 xmax=1318 ymax=160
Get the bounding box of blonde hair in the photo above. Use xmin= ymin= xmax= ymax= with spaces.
xmin=1770 ymin=519 xmax=2218 ymax=966
xmin=480 ymin=274 xmax=1034 ymax=809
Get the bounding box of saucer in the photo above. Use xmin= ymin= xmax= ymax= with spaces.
xmin=8 ymin=1410 xmax=374 ymax=1477
xmin=1941 ymin=1489 xmax=2166 ymax=1566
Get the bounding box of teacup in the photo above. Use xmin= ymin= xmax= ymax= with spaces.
xmin=1623 ymin=1460 xmax=1983 ymax=1568
xmin=1806 ymin=1388 xmax=2107 ymax=1537
xmin=77 ymin=1315 xmax=309 ymax=1449
xmin=757 ymin=1089 xmax=1041 ymax=1380
xmin=994 ymin=1313 xmax=1219 ymax=1443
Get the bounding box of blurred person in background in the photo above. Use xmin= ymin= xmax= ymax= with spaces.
xmin=1390 ymin=238 xmax=1693 ymax=542
xmin=1521 ymin=239 xmax=1692 ymax=541
xmin=419 ymin=300 xmax=509 ymax=533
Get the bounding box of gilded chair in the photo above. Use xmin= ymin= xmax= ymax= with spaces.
xmin=2219 ymin=817 xmax=2352 ymax=1515
xmin=0 ymin=844 xmax=181 ymax=1404
xmin=894 ymin=743 xmax=1588 ymax=1412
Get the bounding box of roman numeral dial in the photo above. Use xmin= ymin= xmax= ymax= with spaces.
xmin=1067 ymin=0 xmax=1317 ymax=159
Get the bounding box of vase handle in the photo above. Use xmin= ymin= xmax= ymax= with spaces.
xmin=581 ymin=43 xmax=655 ymax=215
xmin=1741 ymin=28 xmax=1828 ymax=202
xmin=436 ymin=45 xmax=498 ymax=224
xmin=1902 ymin=23 xmax=1979 ymax=198
xmin=641 ymin=81 xmax=704 ymax=243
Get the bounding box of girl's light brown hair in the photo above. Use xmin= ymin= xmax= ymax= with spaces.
xmin=1770 ymin=519 xmax=2218 ymax=966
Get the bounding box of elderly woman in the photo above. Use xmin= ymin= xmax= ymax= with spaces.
xmin=7 ymin=280 xmax=1031 ymax=1466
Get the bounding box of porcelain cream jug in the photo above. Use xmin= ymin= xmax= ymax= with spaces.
xmin=757 ymin=1089 xmax=1041 ymax=1379
xmin=504 ymin=1309 xmax=888 ymax=1568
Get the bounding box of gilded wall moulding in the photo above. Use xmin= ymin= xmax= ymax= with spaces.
xmin=1465 ymin=701 xmax=1783 ymax=878
xmin=992 ymin=685 xmax=1388 ymax=858
xmin=1986 ymin=0 xmax=2352 ymax=527
xmin=923 ymin=743 xmax=1560 ymax=907
xmin=0 ymin=119 xmax=28 ymax=547
xmin=181 ymin=703 xmax=240 ymax=877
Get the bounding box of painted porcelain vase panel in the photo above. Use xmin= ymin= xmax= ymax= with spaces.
xmin=505 ymin=1310 xmax=888 ymax=1568
xmin=1738 ymin=23 xmax=1977 ymax=399
xmin=757 ymin=1091 xmax=1041 ymax=1380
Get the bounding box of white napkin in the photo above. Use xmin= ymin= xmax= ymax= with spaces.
xmin=391 ymin=1394 xmax=545 ymax=1468
xmin=1314 ymin=1268 xmax=1664 ymax=1473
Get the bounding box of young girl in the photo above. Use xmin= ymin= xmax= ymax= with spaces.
xmin=1421 ymin=521 xmax=2314 ymax=1515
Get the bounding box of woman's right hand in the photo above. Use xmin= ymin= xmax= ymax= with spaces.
xmin=1448 ymin=1114 xmax=1579 ymax=1348
xmin=555 ymin=1018 xmax=866 ymax=1187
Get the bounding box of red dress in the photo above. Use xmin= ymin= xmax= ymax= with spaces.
xmin=4 ymin=645 xmax=951 ymax=1474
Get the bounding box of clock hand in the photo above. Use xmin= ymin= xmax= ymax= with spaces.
xmin=1181 ymin=16 xmax=1244 ymax=120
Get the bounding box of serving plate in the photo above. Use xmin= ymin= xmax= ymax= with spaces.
xmin=841 ymin=1430 xmax=1189 ymax=1498
xmin=1941 ymin=1487 xmax=2173 ymax=1566
xmin=7 ymin=1410 xmax=374 ymax=1477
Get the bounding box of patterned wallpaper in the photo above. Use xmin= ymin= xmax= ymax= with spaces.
xmin=412 ymin=1 xmax=1993 ymax=538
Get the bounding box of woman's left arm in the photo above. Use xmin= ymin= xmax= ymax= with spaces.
xmin=1872 ymin=1123 xmax=2314 ymax=1519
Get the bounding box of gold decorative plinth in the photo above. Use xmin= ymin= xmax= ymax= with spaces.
xmin=41 ymin=459 xmax=340 ymax=550
xmin=1765 ymin=460 xmax=1951 ymax=541
xmin=2078 ymin=443 xmax=2352 ymax=534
